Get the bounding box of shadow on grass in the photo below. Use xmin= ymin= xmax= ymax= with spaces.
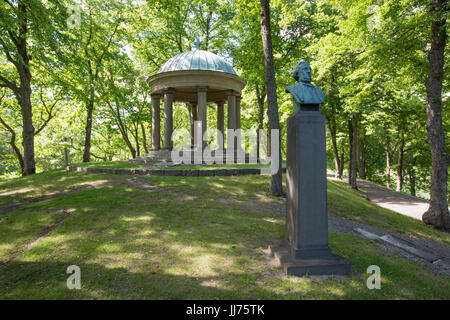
xmin=0 ymin=179 xmax=341 ymax=299
xmin=0 ymin=170 xmax=119 ymax=206
xmin=1 ymin=260 xmax=259 ymax=299
xmin=1 ymin=174 xmax=449 ymax=299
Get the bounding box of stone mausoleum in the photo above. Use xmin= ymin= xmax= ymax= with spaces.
xmin=143 ymin=40 xmax=246 ymax=163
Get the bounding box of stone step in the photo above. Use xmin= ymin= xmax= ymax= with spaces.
xmin=129 ymin=149 xmax=267 ymax=165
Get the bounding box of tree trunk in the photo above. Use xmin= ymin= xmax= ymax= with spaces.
xmin=0 ymin=1 xmax=36 ymax=175
xmin=141 ymin=123 xmax=148 ymax=154
xmin=422 ymin=0 xmax=450 ymax=229
xmin=339 ymin=143 xmax=344 ymax=179
xmin=131 ymin=123 xmax=140 ymax=157
xmin=396 ymin=134 xmax=405 ymax=192
xmin=409 ymin=168 xmax=416 ymax=197
xmin=385 ymin=132 xmax=392 ymax=189
xmin=260 ymin=0 xmax=283 ymax=196
xmin=63 ymin=137 xmax=69 ymax=167
xmin=348 ymin=120 xmax=353 ymax=185
xmin=105 ymin=101 xmax=136 ymax=158
xmin=255 ymin=83 xmax=266 ymax=161
xmin=19 ymin=81 xmax=35 ymax=175
xmin=64 ymin=148 xmax=69 ymax=167
xmin=83 ymin=98 xmax=94 ymax=162
xmin=135 ymin=125 xmax=140 ymax=157
xmin=358 ymin=128 xmax=366 ymax=179
xmin=16 ymin=1 xmax=35 ymax=176
xmin=0 ymin=116 xmax=25 ymax=173
xmin=13 ymin=141 xmax=25 ymax=172
xmin=124 ymin=134 xmax=136 ymax=158
xmin=348 ymin=115 xmax=357 ymax=189
xmin=328 ymin=115 xmax=341 ymax=179
xmin=352 ymin=115 xmax=358 ymax=188
xmin=123 ymin=130 xmax=136 ymax=159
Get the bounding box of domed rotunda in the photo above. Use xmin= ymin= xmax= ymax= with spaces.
xmin=147 ymin=39 xmax=246 ymax=153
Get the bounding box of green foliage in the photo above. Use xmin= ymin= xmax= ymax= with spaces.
xmin=0 ymin=0 xmax=447 ymax=197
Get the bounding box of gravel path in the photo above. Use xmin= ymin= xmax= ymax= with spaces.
xmin=356 ymin=179 xmax=429 ymax=220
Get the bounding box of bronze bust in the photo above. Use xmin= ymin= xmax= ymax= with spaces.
xmin=286 ymin=60 xmax=325 ymax=112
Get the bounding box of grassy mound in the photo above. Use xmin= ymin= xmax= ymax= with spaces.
xmin=0 ymin=170 xmax=448 ymax=299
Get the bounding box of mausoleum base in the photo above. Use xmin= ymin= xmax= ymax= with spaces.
xmin=129 ymin=149 xmax=264 ymax=165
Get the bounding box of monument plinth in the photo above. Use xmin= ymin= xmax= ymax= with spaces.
xmin=270 ymin=61 xmax=351 ymax=276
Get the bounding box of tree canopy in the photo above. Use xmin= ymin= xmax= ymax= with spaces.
xmin=0 ymin=0 xmax=448 ymax=227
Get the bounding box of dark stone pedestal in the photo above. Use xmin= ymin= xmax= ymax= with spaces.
xmin=269 ymin=241 xmax=351 ymax=276
xmin=272 ymin=107 xmax=351 ymax=276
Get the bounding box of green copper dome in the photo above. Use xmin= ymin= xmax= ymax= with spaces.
xmin=158 ymin=49 xmax=237 ymax=75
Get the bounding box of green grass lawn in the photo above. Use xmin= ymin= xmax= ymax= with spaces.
xmin=70 ymin=161 xmax=142 ymax=169
xmin=0 ymin=170 xmax=448 ymax=299
xmin=0 ymin=170 xmax=119 ymax=206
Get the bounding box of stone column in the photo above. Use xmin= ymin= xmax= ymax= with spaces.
xmin=227 ymin=91 xmax=236 ymax=131
xmin=163 ymin=88 xmax=174 ymax=150
xmin=227 ymin=91 xmax=236 ymax=153
xmin=189 ymin=102 xmax=198 ymax=149
xmin=235 ymin=96 xmax=242 ymax=154
xmin=216 ymin=101 xmax=224 ymax=150
xmin=235 ymin=96 xmax=241 ymax=130
xmin=151 ymin=93 xmax=161 ymax=150
xmin=197 ymin=86 xmax=208 ymax=150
